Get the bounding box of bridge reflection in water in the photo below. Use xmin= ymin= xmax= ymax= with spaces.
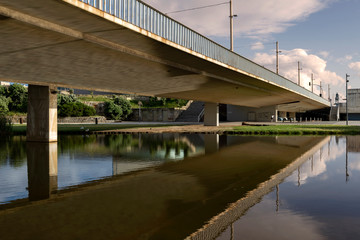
xmin=0 ymin=134 xmax=331 ymax=240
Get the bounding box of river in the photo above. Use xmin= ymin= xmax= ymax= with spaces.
xmin=0 ymin=134 xmax=359 ymax=239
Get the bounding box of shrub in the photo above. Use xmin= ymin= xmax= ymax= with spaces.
xmin=113 ymin=96 xmax=132 ymax=119
xmin=104 ymin=101 xmax=123 ymax=120
xmin=7 ymin=84 xmax=27 ymax=113
xmin=0 ymin=114 xmax=12 ymax=135
xmin=58 ymin=101 xmax=96 ymax=117
xmin=57 ymin=94 xmax=78 ymax=107
xmin=83 ymin=104 xmax=96 ymax=116
xmin=0 ymin=95 xmax=9 ymax=113
xmin=0 ymin=86 xmax=8 ymax=96
xmin=57 ymin=93 xmax=96 ymax=117
xmin=104 ymin=96 xmax=132 ymax=120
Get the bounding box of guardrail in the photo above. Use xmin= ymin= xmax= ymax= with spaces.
xmin=198 ymin=108 xmax=204 ymax=123
xmin=78 ymin=0 xmax=330 ymax=106
xmin=80 ymin=0 xmax=224 ymax=61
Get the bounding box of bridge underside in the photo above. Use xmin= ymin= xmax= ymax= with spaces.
xmin=0 ymin=0 xmax=327 ymax=113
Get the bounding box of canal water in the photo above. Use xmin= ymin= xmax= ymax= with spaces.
xmin=0 ymin=134 xmax=359 ymax=239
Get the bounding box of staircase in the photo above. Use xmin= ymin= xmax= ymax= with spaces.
xmin=176 ymin=101 xmax=204 ymax=122
xmin=329 ymin=105 xmax=339 ymax=121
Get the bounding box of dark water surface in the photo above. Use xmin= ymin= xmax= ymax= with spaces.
xmin=0 ymin=134 xmax=359 ymax=240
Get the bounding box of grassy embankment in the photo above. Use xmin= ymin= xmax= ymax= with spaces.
xmin=8 ymin=124 xmax=360 ymax=135
xmin=229 ymin=125 xmax=360 ymax=135
xmin=10 ymin=124 xmax=175 ymax=135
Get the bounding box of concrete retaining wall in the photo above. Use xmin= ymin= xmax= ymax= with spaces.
xmin=227 ymin=105 xmax=276 ymax=122
xmin=58 ymin=116 xmax=107 ymax=124
xmin=127 ymin=108 xmax=183 ymax=122
xmin=9 ymin=116 xmax=108 ymax=124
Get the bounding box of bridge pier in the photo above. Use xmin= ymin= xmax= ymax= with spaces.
xmin=27 ymin=85 xmax=57 ymax=142
xmin=204 ymin=102 xmax=219 ymax=126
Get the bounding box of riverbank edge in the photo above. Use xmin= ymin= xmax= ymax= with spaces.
xmin=6 ymin=123 xmax=360 ymax=136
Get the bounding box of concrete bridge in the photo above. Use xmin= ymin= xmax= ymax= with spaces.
xmin=0 ymin=0 xmax=330 ymax=141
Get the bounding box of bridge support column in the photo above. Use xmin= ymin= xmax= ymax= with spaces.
xmin=27 ymin=85 xmax=57 ymax=142
xmin=204 ymin=102 xmax=219 ymax=126
xmin=289 ymin=112 xmax=296 ymax=121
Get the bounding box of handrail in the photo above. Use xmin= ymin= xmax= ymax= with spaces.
xmin=76 ymin=0 xmax=330 ymax=106
xmin=198 ymin=108 xmax=204 ymax=123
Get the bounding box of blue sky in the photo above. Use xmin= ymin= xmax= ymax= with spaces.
xmin=144 ymin=0 xmax=360 ymax=102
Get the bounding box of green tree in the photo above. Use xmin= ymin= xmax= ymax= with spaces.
xmin=7 ymin=83 xmax=27 ymax=113
xmin=0 ymin=114 xmax=12 ymax=135
xmin=0 ymin=95 xmax=10 ymax=113
xmin=104 ymin=96 xmax=132 ymax=120
xmin=113 ymin=96 xmax=132 ymax=119
xmin=0 ymin=86 xmax=8 ymax=96
xmin=57 ymin=94 xmax=78 ymax=107
xmin=57 ymin=94 xmax=96 ymax=117
xmin=104 ymin=101 xmax=123 ymax=120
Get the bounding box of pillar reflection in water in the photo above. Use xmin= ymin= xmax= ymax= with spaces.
xmin=204 ymin=134 xmax=219 ymax=154
xmin=27 ymin=142 xmax=58 ymax=201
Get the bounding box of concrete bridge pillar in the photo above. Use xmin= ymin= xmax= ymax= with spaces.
xmin=204 ymin=102 xmax=219 ymax=126
xmin=27 ymin=85 xmax=57 ymax=142
xmin=288 ymin=112 xmax=296 ymax=121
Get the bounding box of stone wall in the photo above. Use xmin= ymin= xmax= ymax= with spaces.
xmin=10 ymin=115 xmax=108 ymax=124
xmin=9 ymin=115 xmax=27 ymax=124
xmin=58 ymin=116 xmax=107 ymax=124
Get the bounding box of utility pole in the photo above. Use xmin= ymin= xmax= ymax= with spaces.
xmin=346 ymin=74 xmax=350 ymax=125
xmin=276 ymin=41 xmax=280 ymax=74
xmin=298 ymin=61 xmax=302 ymax=85
xmin=328 ymin=84 xmax=331 ymax=103
xmin=320 ymin=81 xmax=322 ymax=97
xmin=311 ymin=73 xmax=314 ymax=92
xmin=229 ymin=0 xmax=237 ymax=51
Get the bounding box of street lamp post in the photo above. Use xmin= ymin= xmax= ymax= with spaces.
xmin=346 ymin=74 xmax=350 ymax=125
xmin=276 ymin=41 xmax=281 ymax=74
xmin=311 ymin=73 xmax=314 ymax=92
xmin=297 ymin=61 xmax=302 ymax=86
xmin=229 ymin=0 xmax=237 ymax=51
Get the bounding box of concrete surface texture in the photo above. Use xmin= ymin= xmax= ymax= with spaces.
xmin=0 ymin=0 xmax=328 ymax=112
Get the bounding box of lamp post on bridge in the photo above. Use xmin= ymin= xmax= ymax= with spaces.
xmin=229 ymin=0 xmax=237 ymax=51
xmin=297 ymin=61 xmax=302 ymax=86
xmin=346 ymin=74 xmax=350 ymax=126
xmin=276 ymin=41 xmax=281 ymax=74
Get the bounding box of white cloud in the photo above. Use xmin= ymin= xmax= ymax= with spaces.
xmin=349 ymin=62 xmax=360 ymax=75
xmin=337 ymin=55 xmax=354 ymax=64
xmin=349 ymin=62 xmax=360 ymax=71
xmin=319 ymin=51 xmax=330 ymax=58
xmin=143 ymin=0 xmax=334 ymax=38
xmin=253 ymin=48 xmax=344 ymax=98
xmin=346 ymin=55 xmax=353 ymax=61
xmin=251 ymin=42 xmax=265 ymax=50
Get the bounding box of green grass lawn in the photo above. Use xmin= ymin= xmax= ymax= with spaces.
xmin=8 ymin=124 xmax=360 ymax=136
xmin=10 ymin=124 xmax=175 ymax=135
xmin=230 ymin=125 xmax=360 ymax=135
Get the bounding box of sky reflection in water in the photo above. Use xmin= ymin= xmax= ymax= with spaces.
xmin=216 ymin=136 xmax=360 ymax=240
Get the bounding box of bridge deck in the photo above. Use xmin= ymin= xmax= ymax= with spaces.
xmin=0 ymin=0 xmax=329 ymax=111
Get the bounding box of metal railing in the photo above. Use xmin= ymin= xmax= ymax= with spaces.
xmin=78 ymin=0 xmax=329 ymax=106
xmin=198 ymin=108 xmax=205 ymax=123
xmin=80 ymin=0 xmax=225 ymax=61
